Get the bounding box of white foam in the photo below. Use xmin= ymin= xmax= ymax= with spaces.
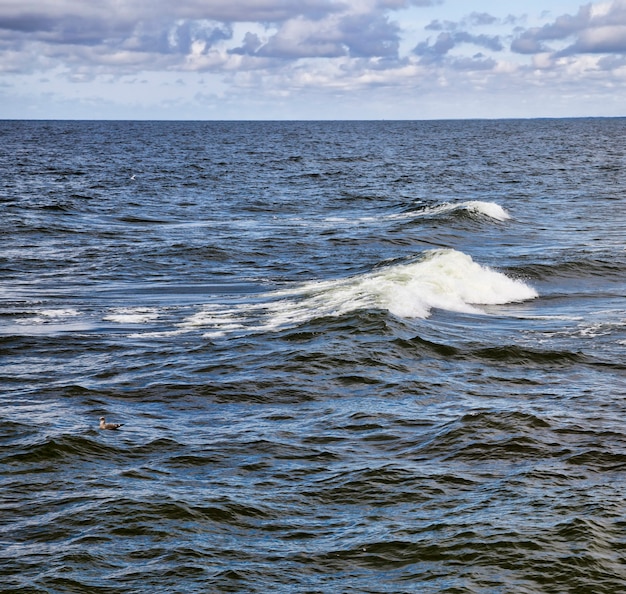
xmin=127 ymin=329 xmax=189 ymax=338
xmin=39 ymin=309 xmax=80 ymax=318
xmin=577 ymin=314 xmax=626 ymax=339
xmin=7 ymin=307 xmax=90 ymax=334
xmin=182 ymin=249 xmax=537 ymax=336
xmin=14 ymin=308 xmax=81 ymax=327
xmin=104 ymin=308 xmax=160 ymax=324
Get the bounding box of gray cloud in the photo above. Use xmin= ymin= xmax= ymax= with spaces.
xmin=569 ymin=26 xmax=626 ymax=54
xmin=512 ymin=1 xmax=626 ymax=56
xmin=0 ymin=1 xmax=345 ymax=76
xmin=0 ymin=14 xmax=122 ymax=46
xmin=122 ymin=21 xmax=233 ymax=55
xmin=229 ymin=32 xmax=264 ymax=56
xmin=376 ymin=0 xmax=442 ymax=7
xmin=416 ymin=11 xmax=504 ymax=67
xmin=414 ymin=31 xmax=503 ymax=64
xmin=450 ymin=54 xmax=497 ymax=71
xmin=339 ymin=13 xmax=401 ymax=58
xmin=425 ymin=20 xmax=458 ymax=32
xmin=0 ymin=0 xmax=341 ymax=32
xmin=230 ymin=11 xmax=400 ymax=61
xmin=511 ymin=35 xmax=547 ymax=55
xmin=0 ymin=0 xmax=343 ymax=70
xmin=0 ymin=0 xmax=421 ymax=74
xmin=241 ymin=31 xmax=346 ymax=60
xmin=425 ymin=11 xmax=507 ymax=32
xmin=167 ymin=22 xmax=233 ymax=54
xmin=467 ymin=12 xmax=499 ymax=27
xmin=414 ymin=32 xmax=455 ymax=60
xmin=597 ymin=53 xmax=626 ymax=69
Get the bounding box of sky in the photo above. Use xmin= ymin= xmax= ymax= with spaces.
xmin=1 ymin=0 xmax=625 ymax=120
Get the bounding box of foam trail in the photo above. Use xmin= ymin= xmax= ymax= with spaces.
xmin=184 ymin=249 xmax=537 ymax=337
xmin=39 ymin=309 xmax=80 ymax=318
xmin=104 ymin=308 xmax=160 ymax=324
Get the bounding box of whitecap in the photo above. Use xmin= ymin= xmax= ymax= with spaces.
xmin=464 ymin=200 xmax=511 ymax=221
xmin=383 ymin=200 xmax=510 ymax=224
xmin=274 ymin=248 xmax=536 ymax=321
xmin=183 ymin=249 xmax=538 ymax=336
xmin=422 ymin=200 xmax=510 ymax=221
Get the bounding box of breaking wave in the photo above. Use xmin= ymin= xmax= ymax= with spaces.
xmin=184 ymin=249 xmax=537 ymax=337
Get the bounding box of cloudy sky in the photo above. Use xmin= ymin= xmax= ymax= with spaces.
xmin=1 ymin=0 xmax=625 ymax=119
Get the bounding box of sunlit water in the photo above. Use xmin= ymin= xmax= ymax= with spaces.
xmin=1 ymin=119 xmax=625 ymax=593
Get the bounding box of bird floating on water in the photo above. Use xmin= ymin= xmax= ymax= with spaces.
xmin=99 ymin=416 xmax=123 ymax=430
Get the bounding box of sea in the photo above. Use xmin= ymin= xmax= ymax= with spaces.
xmin=1 ymin=119 xmax=625 ymax=593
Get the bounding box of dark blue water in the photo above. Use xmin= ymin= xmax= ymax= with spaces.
xmin=1 ymin=119 xmax=625 ymax=593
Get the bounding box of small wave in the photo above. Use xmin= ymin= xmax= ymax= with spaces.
xmin=427 ymin=200 xmax=511 ymax=221
xmin=418 ymin=410 xmax=555 ymax=462
xmin=512 ymin=255 xmax=626 ymax=282
xmin=3 ymin=433 xmax=125 ymax=465
xmin=391 ymin=200 xmax=511 ymax=223
xmin=116 ymin=215 xmax=170 ymax=224
xmin=470 ymin=344 xmax=584 ymax=367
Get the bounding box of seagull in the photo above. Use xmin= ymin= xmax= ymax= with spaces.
xmin=130 ymin=174 xmax=136 ymax=180
xmin=99 ymin=416 xmax=123 ymax=430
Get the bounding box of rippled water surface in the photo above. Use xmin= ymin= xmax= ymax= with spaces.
xmin=1 ymin=119 xmax=625 ymax=593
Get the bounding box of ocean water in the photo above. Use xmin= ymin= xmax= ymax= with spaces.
xmin=1 ymin=119 xmax=625 ymax=593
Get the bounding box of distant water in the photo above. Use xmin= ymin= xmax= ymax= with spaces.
xmin=1 ymin=119 xmax=625 ymax=593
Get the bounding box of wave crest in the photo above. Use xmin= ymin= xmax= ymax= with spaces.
xmin=420 ymin=201 xmax=511 ymax=222
xmin=285 ymin=248 xmax=536 ymax=320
